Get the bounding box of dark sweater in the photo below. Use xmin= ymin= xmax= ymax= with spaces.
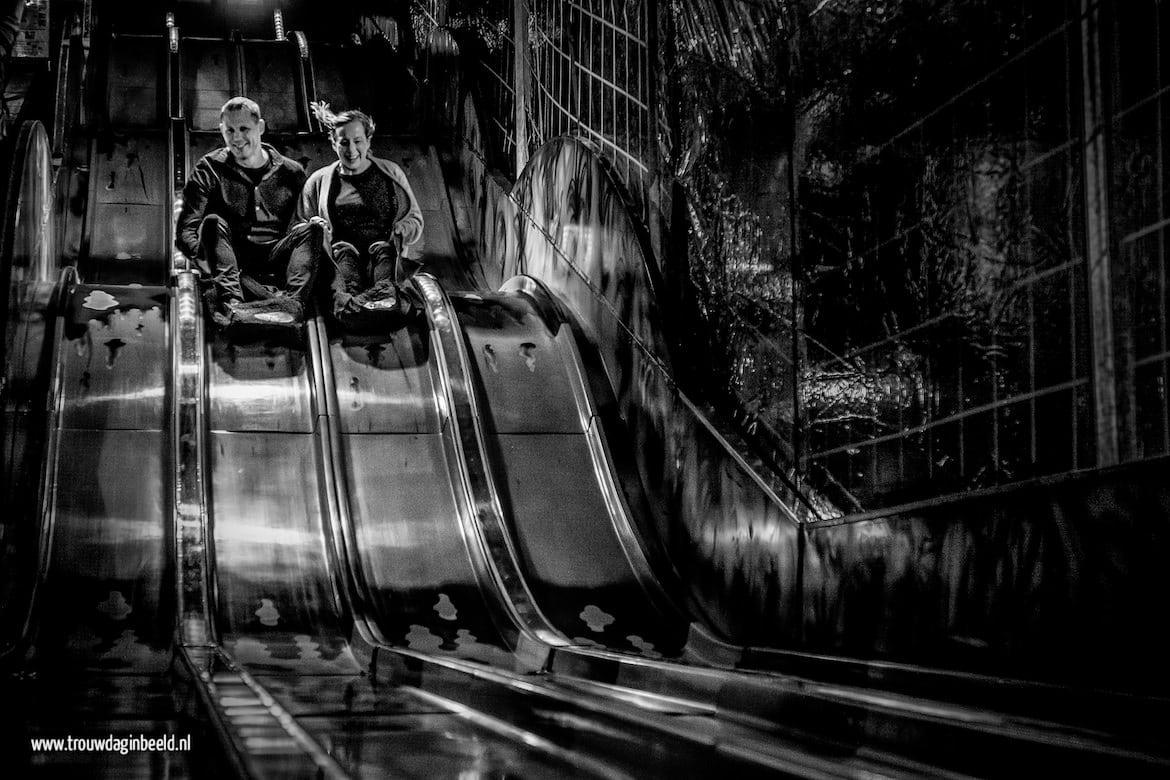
xmin=176 ymin=143 xmax=306 ymax=259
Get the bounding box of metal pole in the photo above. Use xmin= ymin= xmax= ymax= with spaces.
xmin=1080 ymin=0 xmax=1122 ymax=465
xmin=513 ymin=0 xmax=530 ymax=176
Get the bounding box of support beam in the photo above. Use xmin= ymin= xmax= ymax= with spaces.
xmin=1080 ymin=0 xmax=1121 ymax=465
xmin=513 ymin=0 xmax=530 ymax=176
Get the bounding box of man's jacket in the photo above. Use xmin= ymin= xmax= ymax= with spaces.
xmin=176 ymin=143 xmax=306 ymax=265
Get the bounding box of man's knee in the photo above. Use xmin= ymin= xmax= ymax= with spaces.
xmin=199 ymin=213 xmax=230 ymax=240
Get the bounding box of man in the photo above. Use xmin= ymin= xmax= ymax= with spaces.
xmin=176 ymin=96 xmax=325 ymax=325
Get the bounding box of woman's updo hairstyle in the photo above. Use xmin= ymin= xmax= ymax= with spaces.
xmin=310 ymin=101 xmax=376 ymax=138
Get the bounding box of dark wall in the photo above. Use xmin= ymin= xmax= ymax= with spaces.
xmin=804 ymin=456 xmax=1170 ymax=693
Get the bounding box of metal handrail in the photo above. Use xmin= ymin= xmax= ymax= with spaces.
xmin=412 ymin=272 xmax=567 ymax=651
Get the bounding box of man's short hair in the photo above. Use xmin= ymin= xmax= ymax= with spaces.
xmin=220 ymin=97 xmax=262 ymax=122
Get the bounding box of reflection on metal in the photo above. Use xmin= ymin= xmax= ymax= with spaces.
xmin=1 ymin=123 xmax=60 ymax=658
xmin=170 ymin=270 xmax=214 ymax=646
xmin=2 ymin=272 xmax=71 ymax=659
xmin=308 ymin=313 xmax=386 ymax=650
xmin=481 ymin=275 xmax=688 ymax=655
xmin=462 ymin=134 xmax=805 ymax=645
xmin=178 ymin=647 xmax=349 ymax=779
xmin=5 ymin=270 xmax=172 ymax=671
xmin=292 ymin=30 xmax=309 ymax=59
xmin=53 ymin=22 xmax=86 ymax=160
xmin=5 ymin=122 xmax=55 ymax=286
xmin=413 ymin=273 xmax=566 ymax=649
xmin=314 ymin=304 xmax=514 ymax=660
xmin=206 ymin=335 xmax=313 ymax=432
xmin=400 ymin=684 xmax=630 ymax=780
xmin=194 ymin=315 xmax=371 ymax=773
xmin=58 ymin=285 xmax=167 ymax=430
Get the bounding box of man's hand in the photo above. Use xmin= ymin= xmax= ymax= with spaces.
xmin=389 ymin=226 xmax=407 ymax=254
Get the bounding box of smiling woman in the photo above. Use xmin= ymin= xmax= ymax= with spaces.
xmin=298 ymin=100 xmax=423 ymax=330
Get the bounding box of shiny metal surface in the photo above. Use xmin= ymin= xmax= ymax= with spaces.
xmin=627 ymin=352 xmax=803 ymax=644
xmin=171 ymin=270 xmax=214 ymax=645
xmin=202 ymin=310 xmax=645 ymax=776
xmin=209 ymin=430 xmax=355 ymax=666
xmin=462 ymin=135 xmax=805 ymax=647
xmin=29 ymin=279 xmax=172 ymax=669
xmin=2 ymin=280 xmax=55 ymax=520
xmin=449 ymin=285 xmax=688 ymax=655
xmin=317 ymin=289 xmax=516 ymax=659
xmin=206 ymin=337 xmax=313 ymax=432
xmin=3 ymin=121 xmax=56 ymax=290
xmin=58 ymin=284 xmax=168 ymax=430
xmin=2 ymin=124 xmax=197 ymax=775
xmin=4 ymin=281 xmax=169 ymax=671
xmin=330 ymin=326 xmax=438 ymax=434
xmin=295 ymin=710 xmax=606 ymax=779
xmin=84 ymin=134 xmax=170 ymax=281
xmin=249 ymin=673 xmax=444 ymax=716
xmin=2 ymin=123 xmax=59 ymax=650
xmin=204 ymin=322 xmax=355 ymax=666
xmin=180 ymin=646 xmax=349 ymax=779
xmin=39 ymin=427 xmax=171 ymax=669
xmin=173 ymin=307 xmax=357 ymax=778
xmin=413 ymin=273 xmax=567 ymax=648
xmin=491 ymin=433 xmax=685 ymax=654
xmin=341 ymin=432 xmax=513 ymax=659
xmin=454 ymin=292 xmax=581 ymax=433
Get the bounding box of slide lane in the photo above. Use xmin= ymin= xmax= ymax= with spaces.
xmin=442 ymin=277 xmax=690 ymax=658
xmin=201 ymin=314 xmax=605 ymax=777
xmin=2 ymin=281 xmax=197 ymax=776
xmin=321 ymin=312 xmax=516 ymax=663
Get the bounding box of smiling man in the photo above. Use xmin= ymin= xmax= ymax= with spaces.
xmin=176 ymin=96 xmax=325 ymax=326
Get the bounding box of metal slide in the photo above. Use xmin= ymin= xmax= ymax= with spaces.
xmin=0 ymin=117 xmax=200 ymax=775
xmin=185 ymin=299 xmax=654 ymax=776
xmin=2 ymin=275 xmax=195 ymax=775
xmin=5 ymin=17 xmax=1158 ymax=777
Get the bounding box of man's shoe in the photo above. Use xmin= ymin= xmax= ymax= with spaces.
xmin=354 ymin=284 xmax=398 ymax=311
xmin=235 ymin=295 xmax=305 ymax=324
xmin=212 ymin=299 xmax=245 ymax=329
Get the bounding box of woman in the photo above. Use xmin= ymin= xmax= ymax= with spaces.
xmin=299 ymin=101 xmax=424 ymax=327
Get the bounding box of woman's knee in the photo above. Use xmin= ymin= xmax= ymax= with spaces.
xmin=331 ymin=240 xmax=359 ymax=260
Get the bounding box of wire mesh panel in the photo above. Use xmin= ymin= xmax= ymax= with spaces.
xmin=468 ymin=0 xmax=516 ymax=175
xmin=524 ymin=0 xmax=653 ymax=221
xmin=796 ymin=2 xmax=1092 ymax=509
xmin=1109 ymin=0 xmax=1170 ymax=460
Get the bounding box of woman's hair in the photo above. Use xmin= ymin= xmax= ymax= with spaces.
xmin=310 ymin=101 xmax=376 ymax=138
